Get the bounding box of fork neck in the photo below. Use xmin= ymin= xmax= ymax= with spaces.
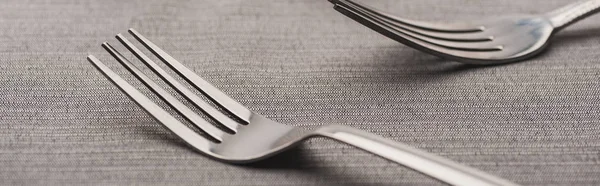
xmin=314 ymin=125 xmax=519 ymax=186
xmin=545 ymin=0 xmax=600 ymax=31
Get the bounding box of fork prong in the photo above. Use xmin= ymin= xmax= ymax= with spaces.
xmin=340 ymin=0 xmax=493 ymax=42
xmin=101 ymin=42 xmax=227 ymax=141
xmin=87 ymin=55 xmax=215 ymax=150
xmin=128 ymin=29 xmax=252 ymax=124
xmin=339 ymin=0 xmax=483 ymax=33
xmin=115 ymin=34 xmax=241 ymax=132
xmin=334 ymin=3 xmax=502 ymax=52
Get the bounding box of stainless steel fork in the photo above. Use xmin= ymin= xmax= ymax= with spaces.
xmin=87 ymin=29 xmax=519 ymax=186
xmin=330 ymin=0 xmax=600 ymax=64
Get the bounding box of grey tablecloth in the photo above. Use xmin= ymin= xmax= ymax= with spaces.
xmin=1 ymin=0 xmax=600 ymax=185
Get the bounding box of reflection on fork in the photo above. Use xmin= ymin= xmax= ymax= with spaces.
xmin=87 ymin=29 xmax=519 ymax=186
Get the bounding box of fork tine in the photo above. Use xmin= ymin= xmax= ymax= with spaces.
xmin=339 ymin=0 xmax=483 ymax=33
xmin=128 ymin=29 xmax=252 ymax=123
xmin=333 ymin=3 xmax=498 ymax=61
xmin=101 ymin=42 xmax=227 ymax=141
xmin=115 ymin=34 xmax=241 ymax=132
xmin=341 ymin=0 xmax=492 ymax=42
xmin=87 ymin=55 xmax=215 ymax=150
xmin=334 ymin=3 xmax=502 ymax=52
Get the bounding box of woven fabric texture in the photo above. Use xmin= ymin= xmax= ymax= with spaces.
xmin=1 ymin=0 xmax=599 ymax=185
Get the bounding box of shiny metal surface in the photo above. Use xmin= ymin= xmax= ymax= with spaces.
xmin=329 ymin=0 xmax=600 ymax=65
xmin=87 ymin=29 xmax=519 ymax=186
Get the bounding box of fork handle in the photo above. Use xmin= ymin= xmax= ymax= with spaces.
xmin=314 ymin=125 xmax=519 ymax=186
xmin=546 ymin=0 xmax=600 ymax=31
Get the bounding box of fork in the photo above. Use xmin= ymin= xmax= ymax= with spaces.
xmin=87 ymin=29 xmax=519 ymax=186
xmin=329 ymin=0 xmax=600 ymax=65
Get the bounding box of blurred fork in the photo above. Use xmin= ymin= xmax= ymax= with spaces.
xmin=329 ymin=0 xmax=600 ymax=64
xmin=87 ymin=29 xmax=519 ymax=186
